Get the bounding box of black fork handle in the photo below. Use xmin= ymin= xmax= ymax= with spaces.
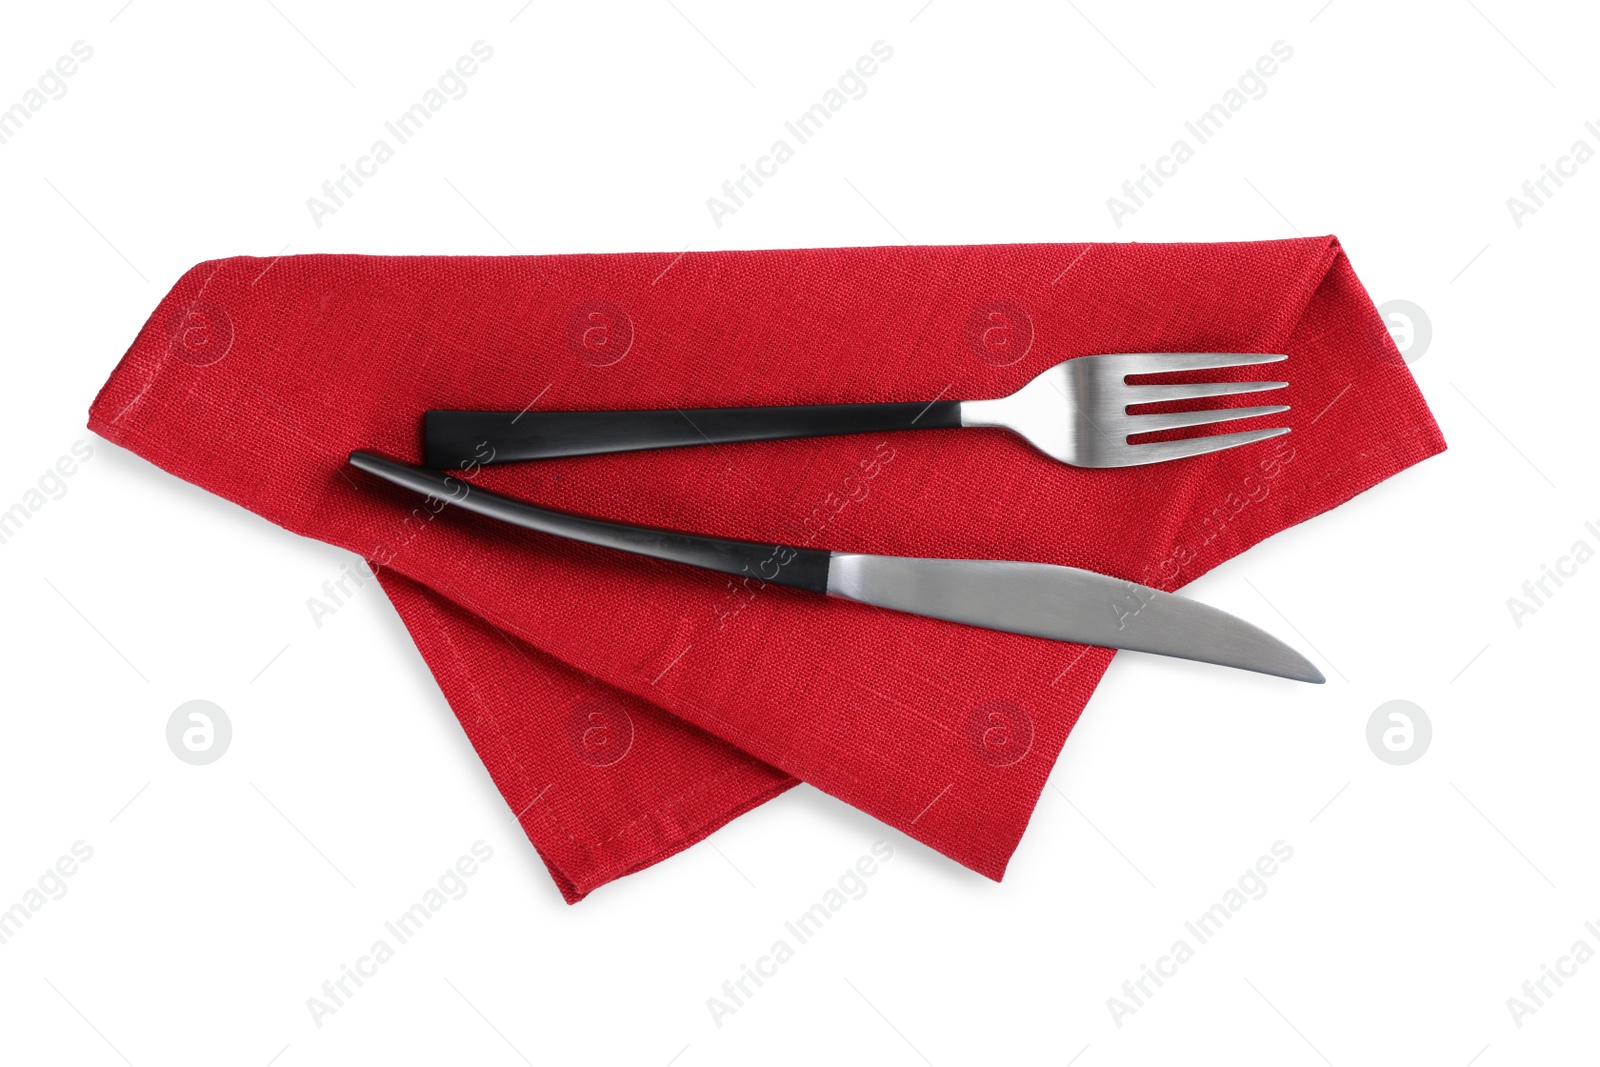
xmin=424 ymin=401 xmax=963 ymax=469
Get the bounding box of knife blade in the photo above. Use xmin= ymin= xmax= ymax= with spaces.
xmin=347 ymin=451 xmax=1323 ymax=683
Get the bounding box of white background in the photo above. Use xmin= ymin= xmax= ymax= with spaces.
xmin=2 ymin=1 xmax=1596 ymax=1064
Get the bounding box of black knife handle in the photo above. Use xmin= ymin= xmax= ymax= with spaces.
xmin=347 ymin=451 xmax=832 ymax=593
xmin=424 ymin=401 xmax=961 ymax=469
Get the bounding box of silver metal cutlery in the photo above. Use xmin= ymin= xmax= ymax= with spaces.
xmin=424 ymin=351 xmax=1292 ymax=470
xmin=348 ymin=450 xmax=1323 ymax=683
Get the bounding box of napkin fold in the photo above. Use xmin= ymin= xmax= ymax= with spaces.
xmin=89 ymin=238 xmax=1444 ymax=902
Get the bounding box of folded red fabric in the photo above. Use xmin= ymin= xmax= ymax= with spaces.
xmin=88 ymin=239 xmax=1444 ymax=902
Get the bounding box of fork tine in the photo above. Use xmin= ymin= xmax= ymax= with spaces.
xmin=1126 ymin=404 xmax=1290 ymax=434
xmin=1126 ymin=380 xmax=1288 ymax=404
xmin=1115 ymin=427 xmax=1290 ymax=466
xmin=1099 ymin=352 xmax=1288 ymax=376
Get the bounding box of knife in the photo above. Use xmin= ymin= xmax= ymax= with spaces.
xmin=347 ymin=451 xmax=1324 ymax=683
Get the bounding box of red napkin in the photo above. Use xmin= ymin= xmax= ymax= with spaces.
xmin=89 ymin=238 xmax=1443 ymax=902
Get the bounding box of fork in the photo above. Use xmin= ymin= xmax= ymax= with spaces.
xmin=424 ymin=352 xmax=1292 ymax=470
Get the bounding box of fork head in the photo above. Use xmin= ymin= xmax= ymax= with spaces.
xmin=958 ymin=352 xmax=1291 ymax=468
